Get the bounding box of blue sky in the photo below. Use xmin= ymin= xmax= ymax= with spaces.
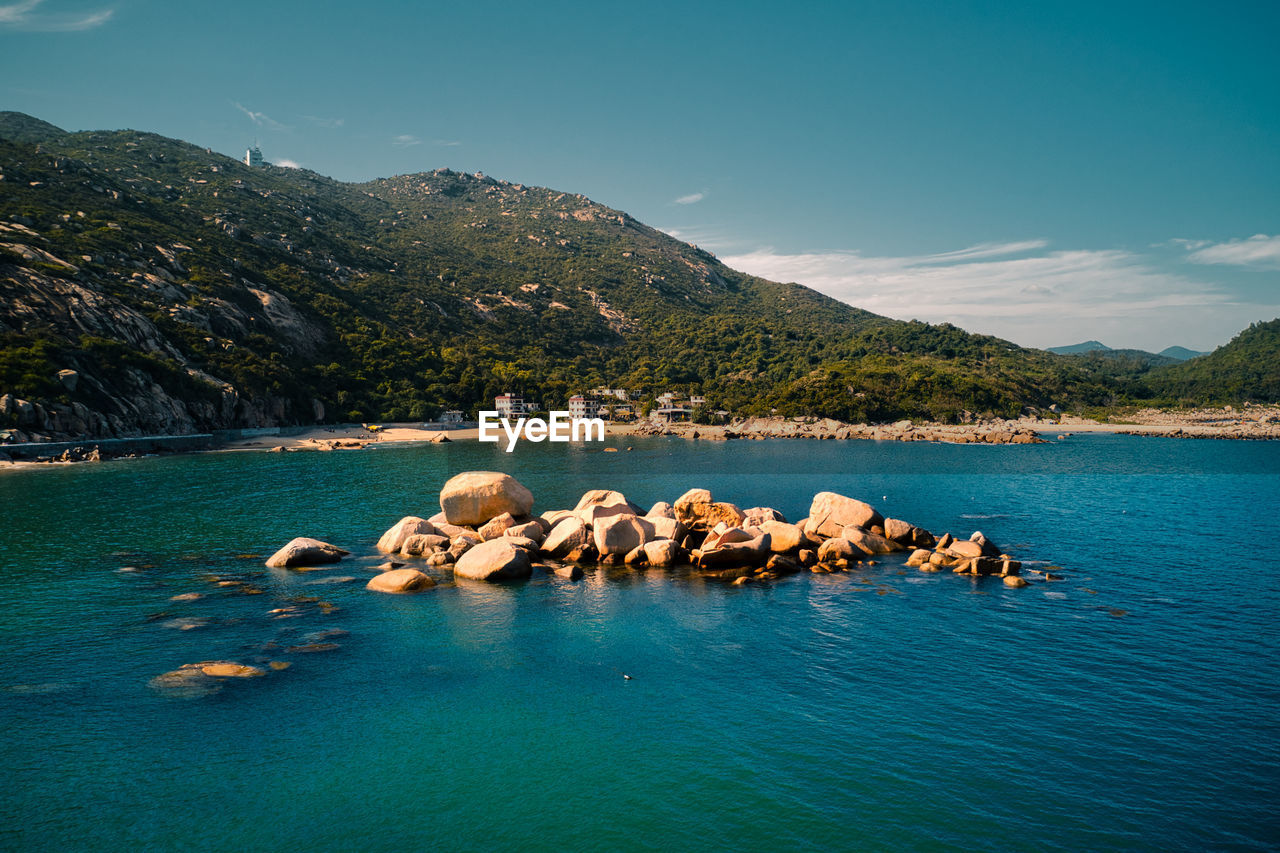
xmin=2 ymin=0 xmax=1277 ymax=351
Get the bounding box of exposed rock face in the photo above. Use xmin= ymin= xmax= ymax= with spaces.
xmin=647 ymin=515 xmax=685 ymax=542
xmin=574 ymin=489 xmax=641 ymax=515
xmin=817 ymin=537 xmax=859 ymax=564
xmin=540 ymin=510 xmax=577 ymax=531
xmin=367 ymin=568 xmax=435 ymax=593
xmin=698 ymin=533 xmax=771 ymax=567
xmin=540 ymin=517 xmax=590 ymax=558
xmin=806 ymin=492 xmax=884 ymax=539
xmin=504 ymin=521 xmax=545 ymax=543
xmin=453 ymin=539 xmax=533 ymax=581
xmin=969 ymin=531 xmax=1002 ymax=557
xmin=642 ymin=539 xmax=680 ymax=567
xmin=883 ymin=518 xmax=914 ymax=544
xmin=646 ymin=501 xmax=675 ymax=519
xmin=401 ymin=533 xmax=449 ymax=555
xmin=742 ymin=507 xmax=785 ymax=527
xmin=439 ymin=471 xmax=534 ymax=526
xmin=478 ymin=512 xmax=518 ymax=540
xmin=376 ymin=516 xmax=436 ymax=553
xmin=265 ymin=537 xmax=349 ymax=568
xmin=840 ymin=526 xmax=903 ymax=555
xmin=759 ymin=520 xmax=805 ymax=553
xmin=593 ymin=515 xmax=656 ymax=557
xmin=945 ymin=540 xmax=985 ymax=560
xmin=673 ymin=488 xmax=746 ymax=531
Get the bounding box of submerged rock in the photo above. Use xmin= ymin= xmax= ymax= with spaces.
xmin=367 ymin=568 xmax=435 ymax=594
xmin=149 ymin=660 xmax=267 ymax=698
xmin=265 ymin=538 xmax=349 ymax=568
xmin=200 ymin=662 xmax=266 ymax=678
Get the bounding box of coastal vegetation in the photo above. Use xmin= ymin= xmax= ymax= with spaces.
xmin=1 ymin=112 xmax=1276 ymax=440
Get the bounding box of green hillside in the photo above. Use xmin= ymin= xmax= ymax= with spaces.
xmin=1145 ymin=320 xmax=1280 ymax=402
xmin=0 ymin=112 xmax=1271 ymax=439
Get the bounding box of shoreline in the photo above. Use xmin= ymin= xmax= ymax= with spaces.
xmin=3 ymin=406 xmax=1278 ymax=471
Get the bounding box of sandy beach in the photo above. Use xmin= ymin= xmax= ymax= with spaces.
xmin=219 ymin=403 xmax=1280 ymax=452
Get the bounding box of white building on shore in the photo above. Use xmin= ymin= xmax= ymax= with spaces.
xmin=568 ymin=395 xmax=600 ymax=419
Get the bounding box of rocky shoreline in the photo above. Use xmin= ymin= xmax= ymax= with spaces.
xmin=6 ymin=404 xmax=1280 ymax=469
xmin=1106 ymin=405 xmax=1280 ymax=440
xmin=628 ymin=416 xmax=1046 ymax=444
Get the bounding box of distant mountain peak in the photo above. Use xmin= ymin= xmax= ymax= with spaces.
xmin=1157 ymin=345 xmax=1205 ymax=362
xmin=1048 ymin=340 xmax=1111 ymax=355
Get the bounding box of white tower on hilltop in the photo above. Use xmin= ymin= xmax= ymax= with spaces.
xmin=244 ymin=144 xmax=263 ymax=167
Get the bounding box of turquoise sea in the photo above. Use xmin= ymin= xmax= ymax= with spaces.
xmin=1 ymin=435 xmax=1278 ymax=851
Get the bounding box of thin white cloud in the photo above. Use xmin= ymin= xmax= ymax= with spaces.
xmin=233 ymin=102 xmax=288 ymax=131
xmin=391 ymin=134 xmax=422 ymax=147
xmin=912 ymin=239 xmax=1049 ymax=264
xmin=721 ymin=240 xmax=1264 ymax=351
xmin=1164 ymin=238 xmax=1211 ymax=251
xmin=0 ymin=0 xmax=40 ymax=22
xmin=301 ymin=115 xmax=344 ymax=129
xmin=434 ymin=139 xmax=461 ymax=147
xmin=275 ymin=159 xmax=302 ymax=169
xmin=0 ymin=0 xmax=113 ymax=30
xmin=1185 ymin=234 xmax=1280 ymax=270
xmin=674 ymin=192 xmax=705 ymax=205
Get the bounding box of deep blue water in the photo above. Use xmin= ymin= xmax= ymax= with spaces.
xmin=1 ymin=434 xmax=1278 ymax=851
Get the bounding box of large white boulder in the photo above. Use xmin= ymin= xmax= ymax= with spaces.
xmin=593 ymin=514 xmax=656 ymax=557
xmin=439 ymin=471 xmax=534 ymax=526
xmin=805 ymin=492 xmax=883 ymax=539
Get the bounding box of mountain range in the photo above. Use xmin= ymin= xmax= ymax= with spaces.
xmin=1047 ymin=341 xmax=1206 ymax=361
xmin=1 ymin=112 xmax=1275 ymax=440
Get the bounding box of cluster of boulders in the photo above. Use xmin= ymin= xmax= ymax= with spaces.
xmin=905 ymin=533 xmax=1028 ymax=587
xmin=264 ymin=470 xmax=1035 ymax=593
